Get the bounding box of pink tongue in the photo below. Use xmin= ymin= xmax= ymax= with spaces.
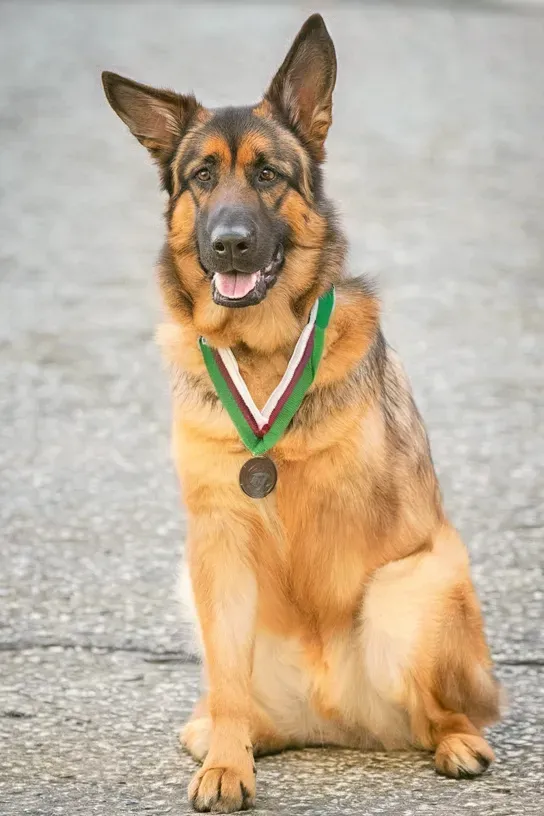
xmin=215 ymin=272 xmax=258 ymax=299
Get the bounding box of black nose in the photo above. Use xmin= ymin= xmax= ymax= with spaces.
xmin=211 ymin=224 xmax=254 ymax=263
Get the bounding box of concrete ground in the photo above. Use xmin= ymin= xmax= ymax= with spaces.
xmin=1 ymin=1 xmax=543 ymax=814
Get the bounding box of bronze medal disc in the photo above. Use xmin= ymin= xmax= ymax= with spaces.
xmin=239 ymin=456 xmax=277 ymax=499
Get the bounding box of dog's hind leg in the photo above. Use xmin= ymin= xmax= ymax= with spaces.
xmin=360 ymin=522 xmax=501 ymax=777
xmin=180 ymin=696 xmax=212 ymax=763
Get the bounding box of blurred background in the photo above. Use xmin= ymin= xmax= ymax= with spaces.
xmin=1 ymin=2 xmax=543 ymax=814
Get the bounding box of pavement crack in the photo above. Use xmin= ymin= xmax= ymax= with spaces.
xmin=494 ymin=658 xmax=544 ymax=667
xmin=0 ymin=640 xmax=198 ymax=663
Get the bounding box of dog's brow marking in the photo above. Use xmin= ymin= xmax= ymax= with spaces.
xmin=259 ymin=123 xmax=313 ymax=200
xmin=171 ymin=126 xmax=210 ymax=195
xmin=200 ymin=134 xmax=232 ymax=168
xmin=236 ymin=132 xmax=271 ymax=168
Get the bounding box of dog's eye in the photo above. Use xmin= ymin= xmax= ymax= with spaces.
xmin=195 ymin=167 xmax=211 ymax=182
xmin=258 ymin=167 xmax=277 ymax=183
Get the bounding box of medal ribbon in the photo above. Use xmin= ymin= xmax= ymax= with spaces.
xmin=199 ymin=287 xmax=335 ymax=455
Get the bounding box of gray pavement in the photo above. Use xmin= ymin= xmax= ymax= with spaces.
xmin=1 ymin=2 xmax=543 ymax=814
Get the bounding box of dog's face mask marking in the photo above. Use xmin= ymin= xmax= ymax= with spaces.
xmin=174 ymin=117 xmax=292 ymax=308
xmin=102 ymin=14 xmax=337 ymax=309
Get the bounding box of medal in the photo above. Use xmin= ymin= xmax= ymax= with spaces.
xmin=199 ymin=287 xmax=335 ymax=498
xmin=239 ymin=456 xmax=278 ymax=499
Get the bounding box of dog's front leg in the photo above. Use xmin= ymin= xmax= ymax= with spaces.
xmin=186 ymin=510 xmax=257 ymax=813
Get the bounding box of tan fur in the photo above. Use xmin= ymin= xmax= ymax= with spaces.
xmin=157 ymin=236 xmax=501 ymax=810
xmin=161 ymin=279 xmax=500 ymax=808
xmin=103 ymin=15 xmax=500 ymax=813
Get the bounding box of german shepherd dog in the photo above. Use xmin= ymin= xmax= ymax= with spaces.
xmin=103 ymin=14 xmax=500 ymax=813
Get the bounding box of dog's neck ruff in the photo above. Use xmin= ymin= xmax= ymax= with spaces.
xmin=198 ymin=288 xmax=335 ymax=455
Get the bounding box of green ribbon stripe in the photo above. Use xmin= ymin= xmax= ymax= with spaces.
xmin=199 ymin=287 xmax=335 ymax=456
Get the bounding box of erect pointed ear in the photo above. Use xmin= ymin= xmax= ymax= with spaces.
xmin=265 ymin=14 xmax=336 ymax=162
xmin=102 ymin=71 xmax=200 ymax=167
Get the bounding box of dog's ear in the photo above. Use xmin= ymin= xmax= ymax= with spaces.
xmin=102 ymin=72 xmax=199 ymax=167
xmin=265 ymin=14 xmax=336 ymax=161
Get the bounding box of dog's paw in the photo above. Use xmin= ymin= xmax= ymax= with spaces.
xmin=435 ymin=733 xmax=495 ymax=779
xmin=180 ymin=717 xmax=212 ymax=762
xmin=188 ymin=760 xmax=256 ymax=813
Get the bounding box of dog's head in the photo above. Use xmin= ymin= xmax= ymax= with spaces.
xmin=103 ymin=14 xmax=343 ymax=327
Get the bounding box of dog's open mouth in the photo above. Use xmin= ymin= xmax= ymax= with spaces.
xmin=212 ymin=245 xmax=284 ymax=308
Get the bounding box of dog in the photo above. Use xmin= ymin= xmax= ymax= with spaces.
xmin=103 ymin=13 xmax=501 ymax=813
